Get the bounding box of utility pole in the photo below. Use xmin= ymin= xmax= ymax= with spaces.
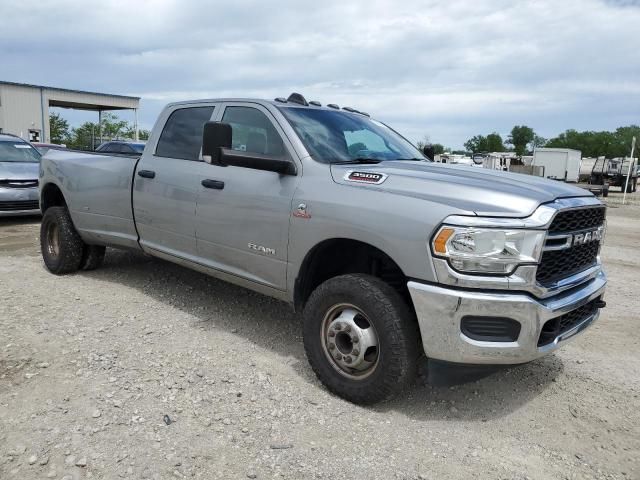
xmin=622 ymin=136 xmax=636 ymax=205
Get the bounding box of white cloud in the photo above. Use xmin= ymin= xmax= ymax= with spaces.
xmin=1 ymin=0 xmax=638 ymax=147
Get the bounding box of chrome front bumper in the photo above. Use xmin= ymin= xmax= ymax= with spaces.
xmin=407 ymin=271 xmax=606 ymax=365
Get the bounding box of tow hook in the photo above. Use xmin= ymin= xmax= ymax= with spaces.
xmin=594 ymin=299 xmax=607 ymax=309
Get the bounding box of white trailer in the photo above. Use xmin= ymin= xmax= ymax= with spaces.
xmin=482 ymin=152 xmax=517 ymax=171
xmin=532 ymin=148 xmax=582 ymax=182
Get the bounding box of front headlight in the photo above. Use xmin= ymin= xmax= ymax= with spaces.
xmin=432 ymin=226 xmax=546 ymax=275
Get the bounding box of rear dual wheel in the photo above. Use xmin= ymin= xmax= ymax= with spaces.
xmin=40 ymin=207 xmax=105 ymax=274
xmin=303 ymin=274 xmax=419 ymax=404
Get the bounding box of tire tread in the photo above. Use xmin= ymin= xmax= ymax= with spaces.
xmin=40 ymin=207 xmax=84 ymax=275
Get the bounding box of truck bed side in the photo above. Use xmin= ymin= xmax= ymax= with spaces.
xmin=40 ymin=149 xmax=142 ymax=249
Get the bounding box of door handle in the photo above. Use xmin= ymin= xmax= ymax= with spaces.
xmin=137 ymin=170 xmax=156 ymax=179
xmin=201 ymin=179 xmax=225 ymax=190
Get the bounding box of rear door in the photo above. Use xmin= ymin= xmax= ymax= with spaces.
xmin=133 ymin=104 xmax=216 ymax=260
xmin=195 ymin=103 xmax=300 ymax=290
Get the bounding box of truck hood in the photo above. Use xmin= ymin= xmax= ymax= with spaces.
xmin=0 ymin=161 xmax=40 ymax=181
xmin=331 ymin=161 xmax=593 ymax=217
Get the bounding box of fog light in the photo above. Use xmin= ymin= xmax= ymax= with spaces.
xmin=461 ymin=316 xmax=521 ymax=342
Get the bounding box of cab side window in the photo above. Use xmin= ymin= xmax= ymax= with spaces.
xmin=221 ymin=107 xmax=286 ymax=158
xmin=156 ymin=106 xmax=215 ymax=160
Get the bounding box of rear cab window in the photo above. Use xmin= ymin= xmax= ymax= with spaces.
xmin=156 ymin=106 xmax=215 ymax=160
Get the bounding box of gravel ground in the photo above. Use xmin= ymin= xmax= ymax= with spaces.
xmin=1 ymin=197 xmax=639 ymax=480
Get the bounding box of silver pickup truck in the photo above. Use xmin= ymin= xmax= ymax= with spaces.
xmin=39 ymin=93 xmax=607 ymax=404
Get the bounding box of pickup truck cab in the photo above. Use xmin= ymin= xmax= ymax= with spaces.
xmin=39 ymin=93 xmax=607 ymax=404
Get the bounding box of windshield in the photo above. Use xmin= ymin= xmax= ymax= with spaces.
xmin=0 ymin=141 xmax=41 ymax=163
xmin=131 ymin=143 xmax=145 ymax=153
xmin=278 ymin=107 xmax=426 ymax=164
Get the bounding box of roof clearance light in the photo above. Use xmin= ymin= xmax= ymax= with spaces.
xmin=287 ymin=92 xmax=309 ymax=106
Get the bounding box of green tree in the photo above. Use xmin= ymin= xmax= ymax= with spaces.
xmin=416 ymin=136 xmax=446 ymax=155
xmin=99 ymin=112 xmax=129 ymax=139
xmin=49 ymin=112 xmax=70 ymax=144
xmin=532 ymin=134 xmax=547 ymax=149
xmin=545 ymin=126 xmax=639 ymax=158
xmin=122 ymin=125 xmax=151 ymax=141
xmin=416 ymin=135 xmax=433 ymax=152
xmin=66 ymin=113 xmax=151 ymax=150
xmin=432 ymin=143 xmax=445 ymax=155
xmin=486 ymin=132 xmax=504 ymax=152
xmin=68 ymin=122 xmax=99 ymax=150
xmin=507 ymin=126 xmax=535 ymax=156
xmin=464 ymin=135 xmax=488 ymax=153
xmin=137 ymin=129 xmax=151 ymax=141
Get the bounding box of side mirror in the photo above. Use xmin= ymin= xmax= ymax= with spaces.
xmin=220 ymin=149 xmax=295 ymax=175
xmin=202 ymin=121 xmax=295 ymax=175
xmin=202 ymin=121 xmax=232 ymax=164
xmin=423 ymin=145 xmax=435 ymax=160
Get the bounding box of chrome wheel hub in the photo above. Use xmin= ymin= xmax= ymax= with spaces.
xmin=322 ymin=304 xmax=379 ymax=379
xmin=46 ymin=222 xmax=60 ymax=258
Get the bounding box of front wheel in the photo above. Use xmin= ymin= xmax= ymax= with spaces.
xmin=303 ymin=274 xmax=419 ymax=404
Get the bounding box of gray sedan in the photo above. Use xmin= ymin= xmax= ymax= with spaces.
xmin=0 ymin=134 xmax=41 ymax=216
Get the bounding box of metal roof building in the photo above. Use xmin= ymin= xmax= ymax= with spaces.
xmin=0 ymin=81 xmax=140 ymax=143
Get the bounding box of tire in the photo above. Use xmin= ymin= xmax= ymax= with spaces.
xmin=303 ymin=274 xmax=419 ymax=404
xmin=40 ymin=206 xmax=84 ymax=274
xmin=81 ymin=245 xmax=106 ymax=271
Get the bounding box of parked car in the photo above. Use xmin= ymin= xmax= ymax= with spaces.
xmin=0 ymin=133 xmax=41 ymax=216
xmin=38 ymin=93 xmax=607 ymax=404
xmin=32 ymin=142 xmax=68 ymax=156
xmin=95 ymin=140 xmax=146 ymax=155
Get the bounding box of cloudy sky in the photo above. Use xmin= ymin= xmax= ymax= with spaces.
xmin=2 ymin=0 xmax=639 ymax=148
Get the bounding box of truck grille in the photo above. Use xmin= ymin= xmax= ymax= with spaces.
xmin=0 ymin=200 xmax=40 ymax=211
xmin=537 ymin=206 xmax=605 ymax=287
xmin=537 ymin=242 xmax=600 ymax=286
xmin=538 ymin=298 xmax=599 ymax=347
xmin=548 ymin=206 xmax=605 ymax=234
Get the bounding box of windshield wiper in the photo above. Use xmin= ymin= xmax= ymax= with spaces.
xmin=333 ymin=158 xmax=382 ymax=165
xmin=394 ymin=157 xmax=425 ymax=161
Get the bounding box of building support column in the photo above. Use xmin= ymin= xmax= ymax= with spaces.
xmin=40 ymin=87 xmax=47 ymax=143
xmin=98 ymin=109 xmax=103 ymax=147
xmin=134 ymin=108 xmax=139 ymax=141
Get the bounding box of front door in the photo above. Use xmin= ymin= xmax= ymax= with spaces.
xmin=195 ymin=103 xmax=299 ymax=290
xmin=133 ymin=104 xmax=216 ymax=260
